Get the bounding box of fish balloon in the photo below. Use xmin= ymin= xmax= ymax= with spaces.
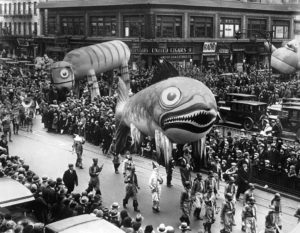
xmin=115 ymin=76 xmax=218 ymax=167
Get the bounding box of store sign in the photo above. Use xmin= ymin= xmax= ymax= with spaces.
xmin=219 ymin=48 xmax=230 ymax=54
xmin=203 ymin=42 xmax=217 ymax=53
xmin=131 ymin=47 xmax=193 ymax=54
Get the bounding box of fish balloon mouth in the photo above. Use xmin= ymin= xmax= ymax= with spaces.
xmin=160 ymin=109 xmax=217 ymax=134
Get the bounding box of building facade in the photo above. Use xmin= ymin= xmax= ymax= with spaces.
xmin=36 ymin=0 xmax=300 ymax=69
xmin=0 ymin=0 xmax=44 ymax=57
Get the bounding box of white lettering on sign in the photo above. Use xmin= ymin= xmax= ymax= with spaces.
xmin=203 ymin=42 xmax=217 ymax=53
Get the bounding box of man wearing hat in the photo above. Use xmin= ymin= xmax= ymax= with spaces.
xmin=270 ymin=193 xmax=282 ymax=231
xmin=220 ymin=193 xmax=235 ymax=233
xmin=101 ymin=121 xmax=113 ymax=156
xmin=86 ymin=158 xmax=103 ymax=195
xmin=180 ymin=181 xmax=193 ymax=226
xmin=149 ymin=162 xmax=163 ymax=213
xmin=63 ymin=164 xmax=78 ymax=194
xmin=241 ymin=197 xmax=257 ymax=233
xmin=72 ymin=134 xmax=85 ymax=169
xmin=265 ymin=207 xmax=276 ymax=233
xmin=123 ymin=167 xmax=140 ymax=212
xmin=236 ymin=162 xmax=249 ymax=201
xmin=179 ymin=222 xmax=191 ymax=232
xmin=157 ymin=223 xmax=167 ymax=233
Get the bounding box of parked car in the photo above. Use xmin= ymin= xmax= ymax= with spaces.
xmin=45 ymin=214 xmax=124 ymax=233
xmin=219 ymin=100 xmax=268 ymax=130
xmin=279 ymin=105 xmax=300 ymax=140
xmin=218 ymin=93 xmax=257 ymax=108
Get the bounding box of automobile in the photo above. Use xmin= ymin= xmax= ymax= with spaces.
xmin=0 ymin=177 xmax=36 ymax=222
xmin=282 ymin=97 xmax=300 ymax=104
xmin=219 ymin=100 xmax=268 ymax=130
xmin=217 ymin=93 xmax=257 ymax=108
xmin=45 ymin=214 xmax=124 ymax=233
xmin=278 ymin=105 xmax=300 ymax=140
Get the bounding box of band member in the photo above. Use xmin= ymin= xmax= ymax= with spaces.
xmin=220 ymin=193 xmax=235 ymax=233
xmin=204 ymin=171 xmax=218 ymax=196
xmin=122 ymin=152 xmax=135 ymax=176
xmin=203 ymin=199 xmax=215 ymax=233
xmin=86 ymin=158 xmax=103 ymax=195
xmin=72 ymin=134 xmax=85 ymax=169
xmin=123 ymin=167 xmax=140 ymax=212
xmin=192 ymin=173 xmax=205 ymax=220
xmin=149 ymin=162 xmax=163 ymax=213
xmin=180 ymin=181 xmax=193 ymax=226
xmin=242 ymin=197 xmax=257 ymax=233
xmin=166 ymin=158 xmax=175 ymax=187
xmin=265 ymin=208 xmax=276 ymax=233
xmin=244 ymin=184 xmax=255 ymax=206
xmin=270 ymin=193 xmax=282 ymax=231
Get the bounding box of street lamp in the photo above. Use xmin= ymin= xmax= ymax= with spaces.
xmin=235 ymin=29 xmax=273 ymax=85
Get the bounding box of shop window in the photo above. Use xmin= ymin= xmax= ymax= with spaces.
xmin=23 ymin=2 xmax=26 ymax=14
xmin=220 ymin=18 xmax=241 ymax=38
xmin=294 ymin=21 xmax=300 ymax=35
xmin=18 ymin=22 xmax=21 ymax=35
xmin=34 ymin=22 xmax=37 ymax=35
xmin=23 ymin=22 xmax=26 ymax=35
xmin=34 ymin=2 xmax=37 ymax=15
xmin=272 ymin=20 xmax=289 ymax=39
xmin=48 ymin=16 xmax=56 ymax=35
xmin=28 ymin=22 xmax=32 ymax=35
xmin=14 ymin=22 xmax=17 ymax=35
xmin=18 ymin=3 xmax=21 ymax=14
xmin=247 ymin=19 xmax=267 ymax=38
xmin=123 ymin=15 xmax=144 ymax=37
xmin=156 ymin=15 xmax=182 ymax=38
xmin=90 ymin=16 xmax=117 ymax=37
xmin=190 ymin=16 xmax=213 ymax=38
xmin=61 ymin=16 xmax=84 ymax=35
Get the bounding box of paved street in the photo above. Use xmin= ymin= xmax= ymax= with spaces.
xmin=9 ymin=116 xmax=300 ymax=233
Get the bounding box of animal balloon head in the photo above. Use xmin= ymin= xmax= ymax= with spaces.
xmin=269 ymin=39 xmax=300 ymax=74
xmin=51 ymin=61 xmax=75 ymax=90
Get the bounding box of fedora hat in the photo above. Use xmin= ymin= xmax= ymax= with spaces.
xmin=157 ymin=223 xmax=167 ymax=232
xmin=179 ymin=222 xmax=191 ymax=231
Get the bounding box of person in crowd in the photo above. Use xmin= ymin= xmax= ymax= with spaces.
xmin=123 ymin=167 xmax=140 ymax=212
xmin=149 ymin=162 xmax=163 ymax=213
xmin=101 ymin=121 xmax=113 ymax=156
xmin=191 ymin=173 xmax=205 ymax=220
xmin=166 ymin=158 xmax=175 ymax=187
xmin=62 ymin=164 xmax=78 ymax=194
xmin=86 ymin=158 xmax=103 ymax=195
xmin=0 ymin=135 xmax=9 ymax=155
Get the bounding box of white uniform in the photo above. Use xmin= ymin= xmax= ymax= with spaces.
xmin=149 ymin=169 xmax=163 ymax=211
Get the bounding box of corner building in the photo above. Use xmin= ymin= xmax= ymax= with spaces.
xmin=37 ymin=0 xmax=300 ymax=69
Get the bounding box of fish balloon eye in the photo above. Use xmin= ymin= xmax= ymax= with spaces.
xmin=160 ymin=87 xmax=181 ymax=107
xmin=60 ymin=68 xmax=69 ymax=79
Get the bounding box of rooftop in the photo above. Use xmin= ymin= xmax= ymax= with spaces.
xmin=38 ymin=0 xmax=300 ymax=12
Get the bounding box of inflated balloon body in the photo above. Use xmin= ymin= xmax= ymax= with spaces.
xmin=115 ymin=76 xmax=218 ymax=167
xmin=51 ymin=40 xmax=130 ymax=99
xmin=267 ymin=39 xmax=300 ymax=74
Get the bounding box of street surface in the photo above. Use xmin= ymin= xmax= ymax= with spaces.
xmin=9 ymin=116 xmax=300 ymax=233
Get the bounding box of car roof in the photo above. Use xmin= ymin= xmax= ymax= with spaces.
xmin=282 ymin=97 xmax=300 ymax=102
xmin=0 ymin=177 xmax=35 ymax=208
xmin=282 ymin=106 xmax=300 ymax=111
xmin=230 ymin=100 xmax=267 ymax=106
xmin=45 ymin=214 xmax=124 ymax=233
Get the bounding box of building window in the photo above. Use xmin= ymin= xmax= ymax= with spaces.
xmin=0 ymin=4 xmax=2 ymax=15
xmin=8 ymin=3 xmax=11 ymax=15
xmin=34 ymin=2 xmax=37 ymax=15
xmin=0 ymin=23 xmax=2 ymax=35
xmin=34 ymin=22 xmax=37 ymax=35
xmin=61 ymin=16 xmax=84 ymax=35
xmin=28 ymin=2 xmax=31 ymax=15
xmin=18 ymin=22 xmax=21 ymax=35
xmin=13 ymin=3 xmax=16 ymax=14
xmin=190 ymin=16 xmax=213 ymax=38
xmin=23 ymin=2 xmax=26 ymax=14
xmin=220 ymin=18 xmax=241 ymax=38
xmin=272 ymin=20 xmax=289 ymax=39
xmin=89 ymin=16 xmax=116 ymax=37
xmin=4 ymin=3 xmax=7 ymax=14
xmin=14 ymin=22 xmax=17 ymax=35
xmin=247 ymin=18 xmax=267 ymax=38
xmin=295 ymin=21 xmax=300 ymax=35
xmin=8 ymin=22 xmax=11 ymax=34
xmin=123 ymin=15 xmax=144 ymax=37
xmin=156 ymin=15 xmax=182 ymax=38
xmin=28 ymin=22 xmax=32 ymax=35
xmin=18 ymin=3 xmax=21 ymax=14
xmin=48 ymin=16 xmax=56 ymax=34
xmin=23 ymin=22 xmax=26 ymax=35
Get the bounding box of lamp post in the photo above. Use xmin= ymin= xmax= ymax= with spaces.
xmin=235 ymin=29 xmax=273 ymax=85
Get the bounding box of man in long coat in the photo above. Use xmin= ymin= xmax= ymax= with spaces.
xmin=63 ymin=164 xmax=78 ymax=194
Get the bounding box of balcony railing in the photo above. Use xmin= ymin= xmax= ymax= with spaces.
xmin=3 ymin=13 xmax=32 ymax=18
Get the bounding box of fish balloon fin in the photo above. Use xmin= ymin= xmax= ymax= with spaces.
xmin=130 ymin=123 xmax=142 ymax=146
xmin=115 ymin=121 xmax=130 ymax=155
xmin=151 ymin=58 xmax=179 ymax=85
xmin=200 ymin=137 xmax=207 ymax=167
xmin=155 ymin=130 xmax=172 ymax=168
xmin=116 ymin=78 xmax=129 ymax=117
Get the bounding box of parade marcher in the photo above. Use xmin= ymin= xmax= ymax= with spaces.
xmin=236 ymin=162 xmax=250 ymax=201
xmin=122 ymin=152 xmax=135 ymax=177
xmin=123 ymin=167 xmax=140 ymax=212
xmin=270 ymin=193 xmax=282 ymax=231
xmin=86 ymin=158 xmax=103 ymax=195
xmin=244 ymin=183 xmax=255 ymax=206
xmin=265 ymin=208 xmax=276 ymax=233
xmin=166 ymin=158 xmax=175 ymax=187
xmin=224 ymin=177 xmax=237 ymax=203
xmin=294 ymin=205 xmax=300 ymax=223
xmin=191 ymin=173 xmax=205 ymax=220
xmin=180 ymin=181 xmax=193 ymax=226
xmin=178 ymin=222 xmax=191 ymax=233
xmin=72 ymin=134 xmax=85 ymax=169
xmin=203 ymin=198 xmax=215 ymax=233
xmin=109 ymin=138 xmax=121 ymax=174
xmin=149 ymin=162 xmax=163 ymax=213
xmin=242 ymin=197 xmax=257 ymax=233
xmin=62 ymin=164 xmax=78 ymax=194
xmin=220 ymin=193 xmax=235 ymax=233
xmin=204 ymin=170 xmax=218 ymax=196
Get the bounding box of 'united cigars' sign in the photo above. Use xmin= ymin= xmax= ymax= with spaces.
xmin=131 ymin=47 xmax=193 ymax=54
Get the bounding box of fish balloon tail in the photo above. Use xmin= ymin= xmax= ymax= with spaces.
xmin=155 ymin=130 xmax=172 ymax=169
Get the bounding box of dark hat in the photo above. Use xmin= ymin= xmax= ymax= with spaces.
xmin=56 ymin=177 xmax=63 ymax=184
xmin=135 ymin=213 xmax=144 ymax=222
xmin=110 ymin=209 xmax=118 ymax=218
xmin=68 ymin=163 xmax=74 ymax=167
xmin=157 ymin=223 xmax=167 ymax=232
xmin=178 ymin=222 xmax=191 ymax=231
xmin=93 ymin=158 xmax=98 ymax=163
